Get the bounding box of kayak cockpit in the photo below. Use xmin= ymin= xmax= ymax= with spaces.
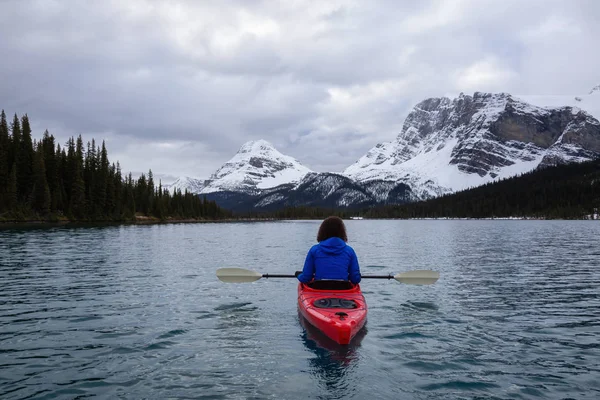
xmin=305 ymin=280 xmax=355 ymax=291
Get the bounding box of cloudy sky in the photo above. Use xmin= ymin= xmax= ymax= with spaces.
xmin=1 ymin=0 xmax=599 ymax=182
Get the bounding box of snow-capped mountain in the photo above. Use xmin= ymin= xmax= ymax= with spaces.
xmin=344 ymin=91 xmax=600 ymax=199
xmin=164 ymin=176 xmax=206 ymax=194
xmin=197 ymin=140 xmax=411 ymax=210
xmin=199 ymin=140 xmax=312 ymax=194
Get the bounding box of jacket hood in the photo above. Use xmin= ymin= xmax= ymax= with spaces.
xmin=318 ymin=237 xmax=347 ymax=255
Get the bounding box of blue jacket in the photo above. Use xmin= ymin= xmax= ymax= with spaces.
xmin=297 ymin=237 xmax=361 ymax=284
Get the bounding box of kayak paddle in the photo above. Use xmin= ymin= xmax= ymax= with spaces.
xmin=216 ymin=267 xmax=439 ymax=285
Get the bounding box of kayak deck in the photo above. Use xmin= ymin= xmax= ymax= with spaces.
xmin=297 ymin=281 xmax=367 ymax=345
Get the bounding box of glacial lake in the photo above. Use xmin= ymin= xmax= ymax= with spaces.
xmin=1 ymin=220 xmax=599 ymax=399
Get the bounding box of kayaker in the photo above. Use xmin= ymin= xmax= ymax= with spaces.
xmin=296 ymin=216 xmax=361 ymax=284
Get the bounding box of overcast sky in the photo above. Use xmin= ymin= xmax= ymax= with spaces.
xmin=1 ymin=0 xmax=599 ymax=182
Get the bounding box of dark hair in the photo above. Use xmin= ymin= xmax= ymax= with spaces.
xmin=317 ymin=216 xmax=348 ymax=242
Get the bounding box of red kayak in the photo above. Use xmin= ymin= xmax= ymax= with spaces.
xmin=297 ymin=280 xmax=367 ymax=345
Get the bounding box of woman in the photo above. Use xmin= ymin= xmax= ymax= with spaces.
xmin=296 ymin=216 xmax=361 ymax=284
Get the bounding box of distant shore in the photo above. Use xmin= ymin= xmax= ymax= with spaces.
xmin=0 ymin=214 xmax=278 ymax=228
xmin=1 ymin=215 xmax=598 ymax=229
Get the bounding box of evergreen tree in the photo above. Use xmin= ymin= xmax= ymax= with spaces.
xmin=55 ymin=144 xmax=67 ymax=212
xmin=105 ymin=163 xmax=115 ymax=217
xmin=154 ymin=180 xmax=165 ymax=219
xmin=17 ymin=114 xmax=34 ymax=202
xmin=31 ymin=143 xmax=51 ymax=214
xmin=147 ymin=169 xmax=154 ymax=216
xmin=64 ymin=137 xmax=76 ymax=210
xmin=0 ymin=110 xmax=9 ymax=211
xmin=42 ymin=131 xmax=59 ymax=211
xmin=136 ymin=173 xmax=148 ymax=214
xmin=96 ymin=141 xmax=109 ymax=216
xmin=124 ymin=173 xmax=136 ymax=219
xmin=69 ymin=135 xmax=86 ymax=219
xmin=10 ymin=114 xmax=21 ymax=179
xmin=84 ymin=139 xmax=97 ymax=217
xmin=113 ymin=162 xmax=123 ymax=218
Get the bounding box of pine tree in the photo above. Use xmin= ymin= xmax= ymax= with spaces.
xmin=96 ymin=141 xmax=109 ymax=217
xmin=0 ymin=110 xmax=9 ymax=211
xmin=105 ymin=163 xmax=115 ymax=217
xmin=56 ymin=144 xmax=67 ymax=212
xmin=64 ymin=137 xmax=76 ymax=209
xmin=136 ymin=173 xmax=148 ymax=214
xmin=31 ymin=143 xmax=51 ymax=214
xmin=85 ymin=139 xmax=97 ymax=217
xmin=42 ymin=131 xmax=59 ymax=211
xmin=69 ymin=135 xmax=86 ymax=219
xmin=17 ymin=114 xmax=34 ymax=203
xmin=154 ymin=180 xmax=165 ymax=219
xmin=124 ymin=173 xmax=136 ymax=219
xmin=10 ymin=114 xmax=21 ymax=176
xmin=113 ymin=162 xmax=123 ymax=218
xmin=147 ymin=169 xmax=155 ymax=216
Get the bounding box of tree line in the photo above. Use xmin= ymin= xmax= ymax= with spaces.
xmin=0 ymin=110 xmax=230 ymax=222
xmin=365 ymin=158 xmax=600 ymax=219
xmin=243 ymin=205 xmax=362 ymax=220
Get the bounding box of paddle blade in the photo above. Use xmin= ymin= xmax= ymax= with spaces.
xmin=216 ymin=268 xmax=263 ymax=283
xmin=394 ymin=270 xmax=439 ymax=285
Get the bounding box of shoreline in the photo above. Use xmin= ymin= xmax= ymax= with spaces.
xmin=1 ymin=215 xmax=597 ymax=229
xmin=0 ymin=216 xmax=278 ymax=228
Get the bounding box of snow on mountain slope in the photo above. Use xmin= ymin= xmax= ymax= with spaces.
xmin=519 ymin=84 xmax=600 ymax=121
xmin=344 ymin=91 xmax=600 ymax=198
xmin=200 ymin=140 xmax=313 ymax=194
xmin=164 ymin=176 xmax=206 ymax=194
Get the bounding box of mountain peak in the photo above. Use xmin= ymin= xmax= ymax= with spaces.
xmin=200 ymin=139 xmax=313 ymax=194
xmin=238 ymin=139 xmax=276 ymax=154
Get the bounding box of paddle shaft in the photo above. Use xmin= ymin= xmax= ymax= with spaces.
xmin=361 ymin=274 xmax=395 ymax=279
xmin=263 ymin=274 xmax=296 ymax=278
xmin=264 ymin=273 xmax=395 ymax=279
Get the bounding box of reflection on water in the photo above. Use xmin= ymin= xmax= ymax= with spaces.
xmin=215 ymin=302 xmax=261 ymax=342
xmin=299 ymin=314 xmax=367 ymax=399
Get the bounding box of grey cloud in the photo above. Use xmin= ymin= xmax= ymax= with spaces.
xmin=0 ymin=0 xmax=598 ymax=179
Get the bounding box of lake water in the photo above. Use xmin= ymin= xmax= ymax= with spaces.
xmin=1 ymin=220 xmax=599 ymax=399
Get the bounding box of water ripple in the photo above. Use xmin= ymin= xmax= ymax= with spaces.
xmin=1 ymin=221 xmax=599 ymax=399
